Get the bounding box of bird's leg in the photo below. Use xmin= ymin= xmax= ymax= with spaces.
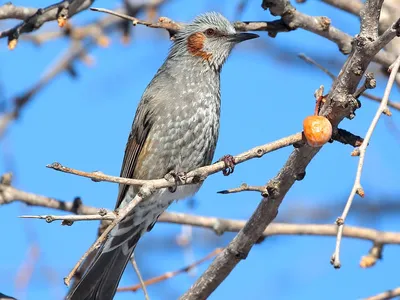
xmin=164 ymin=171 xmax=187 ymax=193
xmin=219 ymin=154 xmax=236 ymax=176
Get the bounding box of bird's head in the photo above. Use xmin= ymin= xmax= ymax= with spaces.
xmin=169 ymin=12 xmax=259 ymax=70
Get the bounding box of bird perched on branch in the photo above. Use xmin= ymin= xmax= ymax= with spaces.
xmin=67 ymin=12 xmax=258 ymax=300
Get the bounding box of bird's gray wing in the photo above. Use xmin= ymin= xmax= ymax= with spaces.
xmin=115 ymin=96 xmax=154 ymax=209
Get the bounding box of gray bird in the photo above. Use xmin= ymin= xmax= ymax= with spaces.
xmin=67 ymin=12 xmax=258 ymax=300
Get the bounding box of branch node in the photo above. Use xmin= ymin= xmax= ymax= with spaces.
xmin=0 ymin=173 xmax=13 ymax=186
xmin=295 ymin=171 xmax=306 ymax=181
xmin=98 ymin=208 xmax=108 ymax=216
xmin=360 ymin=243 xmax=383 ymax=268
xmin=45 ymin=216 xmax=54 ymax=223
xmin=330 ymin=254 xmax=341 ymax=269
xmin=318 ymin=16 xmax=331 ymax=31
xmin=356 ymin=187 xmax=365 ymax=198
xmin=8 ymin=38 xmax=18 ymax=50
xmin=212 ymin=220 xmax=226 ymax=236
xmin=351 ymin=147 xmax=361 ymax=156
xmin=57 ymin=7 xmax=69 ymax=27
xmin=335 ymin=217 xmax=344 ymax=226
xmin=62 ymin=220 xmax=74 ymax=226
xmin=354 ymin=72 xmax=376 ymax=99
xmin=383 ymin=108 xmax=392 ymax=116
xmin=91 ymin=171 xmax=104 ymax=182
xmin=227 ymin=246 xmax=248 ymax=260
xmin=261 ymin=187 xmax=269 ymax=198
xmin=256 ymin=148 xmax=264 ymax=157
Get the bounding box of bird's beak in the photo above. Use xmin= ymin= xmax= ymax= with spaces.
xmin=230 ymin=32 xmax=259 ymax=43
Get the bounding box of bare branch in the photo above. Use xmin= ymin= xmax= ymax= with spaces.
xmin=359 ymin=0 xmax=384 ymax=40
xmin=0 ymin=3 xmax=37 ymax=20
xmin=90 ymin=7 xmax=181 ymax=37
xmin=17 ymin=210 xmax=400 ymax=246
xmin=365 ymin=287 xmax=400 ymax=300
xmin=118 ymin=248 xmax=223 ymax=293
xmin=19 ymin=212 xmax=115 ymax=223
xmin=0 ymin=0 xmax=95 ymax=44
xmin=331 ymin=54 xmax=400 ymax=268
xmin=46 ymin=133 xmax=302 ymax=189
xmin=90 ymin=6 xmax=291 ymax=38
xmin=261 ymin=0 xmax=398 ymax=78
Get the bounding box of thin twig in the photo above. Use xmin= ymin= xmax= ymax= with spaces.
xmin=19 ymin=212 xmax=115 ymax=222
xmin=364 ymin=287 xmax=400 ymax=300
xmin=331 ymin=54 xmax=400 ymax=269
xmin=298 ymin=53 xmax=336 ymax=80
xmin=118 ymin=248 xmax=223 ymax=292
xmin=130 ymin=254 xmax=150 ymax=300
xmin=217 ymin=183 xmax=268 ymax=195
xmin=90 ymin=7 xmax=181 ymax=35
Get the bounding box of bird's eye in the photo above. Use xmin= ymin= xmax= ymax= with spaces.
xmin=204 ymin=28 xmax=216 ymax=37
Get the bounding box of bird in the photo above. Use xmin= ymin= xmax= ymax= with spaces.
xmin=67 ymin=11 xmax=258 ymax=300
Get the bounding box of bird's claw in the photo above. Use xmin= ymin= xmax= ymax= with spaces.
xmin=164 ymin=171 xmax=187 ymax=193
xmin=219 ymin=154 xmax=235 ymax=176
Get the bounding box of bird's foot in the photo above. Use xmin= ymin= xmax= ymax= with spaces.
xmin=219 ymin=154 xmax=236 ymax=176
xmin=164 ymin=171 xmax=187 ymax=193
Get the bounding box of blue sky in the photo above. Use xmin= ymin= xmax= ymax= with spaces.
xmin=1 ymin=0 xmax=400 ymax=299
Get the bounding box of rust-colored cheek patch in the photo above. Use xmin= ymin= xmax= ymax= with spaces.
xmin=187 ymin=32 xmax=212 ymax=61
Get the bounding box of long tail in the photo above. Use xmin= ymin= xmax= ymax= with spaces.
xmin=66 ymin=221 xmax=144 ymax=300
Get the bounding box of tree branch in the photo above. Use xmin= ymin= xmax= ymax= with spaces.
xmin=90 ymin=6 xmax=291 ymax=38
xmin=0 ymin=0 xmax=95 ymax=45
xmin=118 ymin=248 xmax=223 ymax=293
xmin=46 ymin=133 xmax=302 ymax=189
xmin=0 ymin=3 xmax=37 ymax=20
xmin=18 ymin=210 xmax=400 ymax=246
xmin=331 ymin=54 xmax=400 ymax=268
xmin=365 ymin=287 xmax=400 ymax=300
